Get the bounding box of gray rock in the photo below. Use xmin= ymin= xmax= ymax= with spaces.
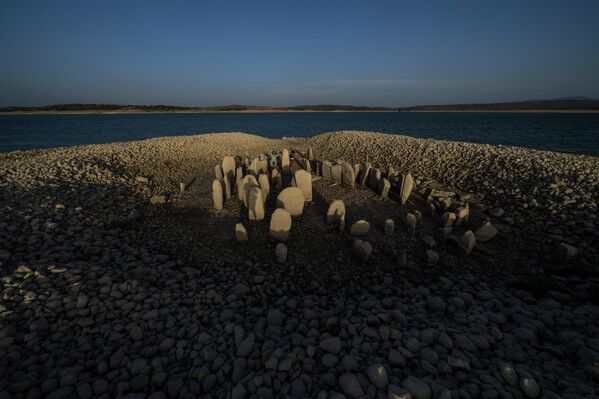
xmin=320 ymin=337 xmax=341 ymax=354
xmin=367 ymin=364 xmax=389 ymax=390
xmin=402 ymin=376 xmax=431 ymax=399
xmin=339 ymin=373 xmax=365 ymax=398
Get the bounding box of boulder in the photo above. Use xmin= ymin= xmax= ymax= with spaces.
xmin=248 ymin=187 xmax=265 ymax=221
xmin=352 ymin=239 xmax=372 ymax=261
xmin=368 ymin=168 xmax=381 ymax=190
xmin=276 ymin=187 xmax=305 ymax=217
xmin=350 ymin=220 xmax=370 ymax=236
xmin=475 ymin=221 xmax=497 ymax=242
xmin=399 ymin=173 xmax=414 ymax=205
xmin=235 ymin=223 xmax=248 ymax=242
xmin=331 ymin=164 xmax=342 ymax=182
xmin=258 ymin=174 xmax=270 ymax=203
xmin=212 ymin=180 xmax=223 ymax=211
xmin=222 ymin=156 xmax=236 ymax=180
xmin=281 ymin=149 xmax=290 ymax=171
xmin=425 ymin=250 xmax=439 ymax=266
xmin=269 ymin=209 xmax=292 ymax=241
xmin=385 ymin=219 xmax=394 ymax=235
xmin=342 ymin=163 xmax=356 ymax=188
xmin=327 ymin=200 xmax=346 ymax=224
xmin=294 ymin=170 xmax=312 ymax=201
xmin=235 ymin=167 xmax=244 ymax=201
xmin=241 ymin=175 xmax=259 ymax=207
xmin=459 ymin=230 xmax=476 ymax=255
xmin=456 ymin=205 xmax=469 ymax=225
xmin=276 ymin=243 xmax=288 ymax=264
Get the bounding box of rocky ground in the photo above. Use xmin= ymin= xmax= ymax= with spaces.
xmin=0 ymin=131 xmax=598 ymax=399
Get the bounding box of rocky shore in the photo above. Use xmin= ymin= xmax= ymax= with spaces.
xmin=1 ymin=131 xmax=598 ymax=398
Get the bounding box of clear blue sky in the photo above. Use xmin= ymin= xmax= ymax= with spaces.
xmin=1 ymin=0 xmax=598 ymax=107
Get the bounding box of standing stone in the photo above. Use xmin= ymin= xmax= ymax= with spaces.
xmin=442 ymin=212 xmax=456 ymax=227
xmin=475 ymin=221 xmax=497 ymax=242
xmin=352 ymin=239 xmax=372 ymax=261
xmin=353 ymin=164 xmax=361 ymax=179
xmin=350 ymin=220 xmax=370 ymax=236
xmin=460 ymin=231 xmax=476 ymax=256
xmin=258 ymin=174 xmax=270 ymax=203
xmin=399 ymin=173 xmax=414 ymax=205
xmin=235 ymin=167 xmax=244 ymax=201
xmin=242 ymin=175 xmax=259 ymax=207
xmin=276 ymin=243 xmax=287 ymax=264
xmin=307 ymin=147 xmax=314 ymax=160
xmin=342 ymin=163 xmax=356 ymax=188
xmin=248 ymin=157 xmax=260 ymax=176
xmin=388 ymin=166 xmax=396 ymax=177
xmin=248 ymin=187 xmax=265 ymax=221
xmin=405 ymin=213 xmax=417 ymax=234
xmin=327 ymin=200 xmax=346 ymax=225
xmin=235 ymin=223 xmax=248 ymax=242
xmin=212 ymin=180 xmax=223 ymax=211
xmin=456 ymin=205 xmax=469 ymax=225
xmin=385 ymin=219 xmax=394 ymax=235
xmin=294 ymin=170 xmax=312 ymax=201
xmin=281 ymin=149 xmax=290 ymax=171
xmin=368 ymin=168 xmax=381 ymax=190
xmin=214 ymin=165 xmax=223 ymax=180
xmin=331 ymin=164 xmax=342 ymax=182
xmin=378 ymin=177 xmax=390 ymax=199
xmin=269 ymin=209 xmax=292 ymax=241
xmin=223 ymin=176 xmax=232 ymax=200
xmin=276 ymin=187 xmax=305 ymax=217
xmin=359 ymin=163 xmax=371 ymax=186
xmin=179 ymin=182 xmax=186 ymax=192
xmin=322 ymin=161 xmax=333 ymax=180
xmin=222 ymin=156 xmax=236 ymax=180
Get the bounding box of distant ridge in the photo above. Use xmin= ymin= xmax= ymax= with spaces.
xmin=397 ymin=98 xmax=599 ymax=112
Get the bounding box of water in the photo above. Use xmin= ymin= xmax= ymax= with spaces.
xmin=1 ymin=112 xmax=598 ymax=154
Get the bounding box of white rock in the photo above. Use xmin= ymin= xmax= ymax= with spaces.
xmin=258 ymin=174 xmax=270 ymax=203
xmin=269 ymin=208 xmax=292 ymax=241
xmin=331 ymin=164 xmax=342 ymax=182
xmin=281 ymin=149 xmax=290 ymax=170
xmin=222 ymin=156 xmax=236 ymax=180
xmin=350 ymin=220 xmax=370 ymax=236
xmin=400 ymin=173 xmax=414 ymax=205
xmin=459 ymin=230 xmax=476 ymax=256
xmin=294 ymin=169 xmax=312 ymax=201
xmin=248 ymin=187 xmax=265 ymax=221
xmin=241 ymin=175 xmax=259 ymax=207
xmin=276 ymin=187 xmax=305 ymax=217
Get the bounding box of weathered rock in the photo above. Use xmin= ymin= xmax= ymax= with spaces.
xmin=352 ymin=239 xmax=372 ymax=260
xmin=385 ymin=219 xmax=394 ymax=235
xmin=320 ymin=337 xmax=341 ymax=354
xmin=222 ymin=156 xmax=236 ymax=180
xmin=400 ymin=173 xmax=414 ymax=205
xmin=269 ymin=208 xmax=292 ymax=241
xmin=307 ymin=147 xmax=314 ymax=160
xmin=276 ymin=243 xmax=288 ymax=264
xmin=223 ymin=176 xmax=232 ymax=200
xmin=322 ymin=161 xmax=333 ymax=180
xmin=350 ymin=220 xmax=370 ymax=236
xmin=359 ymin=163 xmax=371 ymax=186
xmin=342 ymin=163 xmax=356 ymax=188
xmin=179 ymin=182 xmax=186 ymax=192
xmin=405 ymin=213 xmax=417 ymax=234
xmin=282 ymin=149 xmax=290 ymax=171
xmin=214 ymin=164 xmax=223 ymax=180
xmin=403 ymin=376 xmax=431 ymax=399
xmin=276 ymin=187 xmax=305 ymax=217
xmin=339 ymin=373 xmax=364 ymax=398
xmin=475 ymin=221 xmax=497 ymax=242
xmin=294 ymin=169 xmax=312 ymax=201
xmin=235 ymin=223 xmax=248 ymax=242
xmin=379 ymin=177 xmax=390 ymax=199
xmin=459 ymin=230 xmax=476 ymax=255
xmin=327 ymin=200 xmax=346 ymax=225
xmin=554 ymin=242 xmax=578 ymax=263
xmin=331 ymin=164 xmax=342 ymax=182
xmin=242 ymin=175 xmax=259 ymax=207
xmin=212 ymin=180 xmax=223 ymax=211
xmin=236 ymin=167 xmax=244 ymax=200
xmin=248 ymin=187 xmax=265 ymax=221
xmin=456 ymin=205 xmax=470 ymax=225
xmin=442 ymin=212 xmax=456 ymax=227
xmin=258 ymin=173 xmax=270 ymax=203
xmin=368 ymin=167 xmax=381 ymax=190
xmin=425 ymin=250 xmax=439 ymax=266
xmin=367 ymin=364 xmax=389 ymax=390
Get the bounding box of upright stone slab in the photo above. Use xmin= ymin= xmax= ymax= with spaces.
xmin=276 ymin=187 xmax=305 ymax=217
xmin=359 ymin=163 xmax=371 ymax=186
xmin=281 ymin=149 xmax=290 ymax=171
xmin=248 ymin=186 xmax=265 ymax=221
xmin=307 ymin=147 xmax=314 ymax=160
xmin=241 ymin=175 xmax=259 ymax=207
xmin=350 ymin=220 xmax=370 ymax=236
xmin=456 ymin=205 xmax=470 ymax=225
xmin=258 ymin=159 xmax=268 ymax=174
xmin=378 ymin=177 xmax=390 ymax=199
xmin=222 ymin=156 xmax=236 ymax=180
xmin=327 ymin=200 xmax=346 ymax=224
xmin=258 ymin=174 xmax=270 ymax=203
xmin=248 ymin=157 xmax=260 ymax=176
xmin=235 ymin=223 xmax=248 ymax=242
xmin=212 ymin=179 xmax=223 ymax=211
xmin=475 ymin=221 xmax=497 ymax=242
xmin=331 ymin=164 xmax=342 ymax=182
xmin=269 ymin=208 xmax=292 ymax=241
xmin=179 ymin=182 xmax=186 ymax=192
xmin=214 ymin=165 xmax=223 ymax=180
xmin=294 ymin=170 xmax=312 ymax=201
xmin=322 ymin=161 xmax=333 ymax=180
xmin=342 ymin=163 xmax=356 ymax=188
xmin=223 ymin=176 xmax=232 ymax=200
xmin=442 ymin=212 xmax=456 ymax=227
xmin=460 ymin=230 xmax=476 ymax=256
xmin=368 ymin=168 xmax=381 ymax=190
xmin=400 ymin=173 xmax=414 ymax=205
xmin=385 ymin=219 xmax=394 ymax=235
xmin=236 ymin=167 xmax=244 ymax=201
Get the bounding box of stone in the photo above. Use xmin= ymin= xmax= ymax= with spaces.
xmin=339 ymin=373 xmax=364 ymax=398
xmin=352 ymin=239 xmax=372 ymax=261
xmin=554 ymin=242 xmax=578 ymax=263
xmin=520 ymin=374 xmax=540 ymax=398
xmin=135 ymin=176 xmax=149 ymax=184
xmin=307 ymin=147 xmax=314 ymax=160
xmin=327 ymin=200 xmax=346 ymax=225
xmin=235 ymin=223 xmax=248 ymax=242
xmin=475 ymin=221 xmax=497 ymax=242
xmin=258 ymin=174 xmax=270 ymax=202
xmin=322 ymin=161 xmax=333 ymax=180
xmin=388 ymin=385 xmax=413 ymax=399
xmin=331 ymin=164 xmax=342 ymax=182
xmin=281 ymin=149 xmax=290 ymax=170
xmin=150 ymin=195 xmax=167 ymax=205
xmin=223 ymin=176 xmax=232 ymax=200
xmin=425 ymin=250 xmax=439 ymax=266
xmin=342 ymin=163 xmax=356 ymax=188
xmin=248 ymin=187 xmax=265 ymax=221
xmin=384 ymin=219 xmax=394 ymax=235
xmin=379 ymin=177 xmax=391 ymax=199
xmin=237 ymin=333 xmax=255 ymax=357
xmin=487 ymin=207 xmax=505 ymax=217
xmin=222 ymin=156 xmax=236 ymax=180
xmin=402 ymin=376 xmax=431 ymax=399
xmin=242 ymin=175 xmax=259 ymax=207
xmin=320 ymin=337 xmax=341 ymax=354
xmin=276 ymin=187 xmax=305 ymax=217
xmin=269 ymin=208 xmax=292 ymax=241
xmin=499 ymin=363 xmax=519 ymax=387
xmin=236 ymin=167 xmax=244 ymax=201
xmin=368 ymin=168 xmax=381 ymax=190
xmin=400 ymin=173 xmax=414 ymax=205
xmin=459 ymin=231 xmax=476 ymax=256
xmin=294 ymin=169 xmax=312 ymax=201
xmin=276 ymin=243 xmax=287 ymax=264
xmin=427 ymin=296 xmax=445 ymax=311
xmin=359 ymin=163 xmax=371 ymax=186
xmin=367 ymin=364 xmax=389 ymax=390
xmin=441 ymin=212 xmax=456 ymax=227
xmin=212 ymin=180 xmax=223 ymax=211
xmin=179 ymin=182 xmax=186 ymax=192
xmin=350 ymin=220 xmax=370 ymax=236
xmin=214 ymin=164 xmax=223 ymax=180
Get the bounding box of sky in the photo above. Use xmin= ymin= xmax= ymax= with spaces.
xmin=1 ymin=0 xmax=598 ymax=107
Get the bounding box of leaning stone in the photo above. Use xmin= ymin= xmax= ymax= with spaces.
xmin=235 ymin=223 xmax=248 ymax=242
xmin=212 ymin=180 xmax=223 ymax=210
xmin=276 ymin=187 xmax=305 ymax=217
xmin=327 ymin=200 xmax=346 ymax=224
xmin=258 ymin=174 xmax=270 ymax=203
xmin=378 ymin=177 xmax=390 ymax=199
xmin=385 ymin=219 xmax=394 ymax=235
xmin=242 ymin=175 xmax=259 ymax=207
xmin=425 ymin=250 xmax=439 ymax=266
xmin=352 ymin=239 xmax=372 ymax=261
xmin=459 ymin=231 xmax=476 ymax=255
xmin=350 ymin=220 xmax=370 ymax=236
xmin=294 ymin=170 xmax=312 ymax=201
xmin=214 ymin=165 xmax=223 ymax=180
xmin=359 ymin=163 xmax=371 ymax=186
xmin=331 ymin=164 xmax=342 ymax=182
xmin=456 ymin=205 xmax=469 ymax=225
xmin=248 ymin=187 xmax=265 ymax=221
xmin=276 ymin=243 xmax=288 ymax=264
xmin=399 ymin=173 xmax=414 ymax=205
xmin=222 ymin=156 xmax=236 ymax=180
xmin=307 ymin=147 xmax=314 ymax=160
xmin=150 ymin=195 xmax=167 ymax=205
xmin=342 ymin=163 xmax=356 ymax=188
xmin=270 ymin=209 xmax=292 ymax=241
xmin=475 ymin=221 xmax=497 ymax=242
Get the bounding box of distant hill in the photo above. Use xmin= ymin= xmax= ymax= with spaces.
xmin=0 ymin=103 xmax=394 ymax=113
xmin=398 ymin=99 xmax=599 ymax=112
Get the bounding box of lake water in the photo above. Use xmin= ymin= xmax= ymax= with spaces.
xmin=1 ymin=112 xmax=598 ymax=154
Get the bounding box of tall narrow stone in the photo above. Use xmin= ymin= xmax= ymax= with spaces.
xmin=368 ymin=168 xmax=381 ymax=190
xmin=222 ymin=156 xmax=236 ymax=180
xmin=327 ymin=200 xmax=346 ymax=224
xmin=235 ymin=223 xmax=248 ymax=242
xmin=241 ymin=175 xmax=259 ymax=207
xmin=258 ymin=174 xmax=270 ymax=203
xmin=236 ymin=167 xmax=244 ymax=201
xmin=214 ymin=165 xmax=223 ymax=180
xmin=281 ymin=149 xmax=290 ymax=171
xmin=307 ymin=147 xmax=314 ymax=160
xmin=276 ymin=243 xmax=288 ymax=264
xmin=385 ymin=219 xmax=394 ymax=235
xmin=359 ymin=163 xmax=371 ymax=186
xmin=269 ymin=208 xmax=292 ymax=241
xmin=378 ymin=178 xmax=390 ymax=199
xmin=460 ymin=230 xmax=476 ymax=256
xmin=331 ymin=164 xmax=342 ymax=182
xmin=322 ymin=161 xmax=332 ymax=180
xmin=223 ymin=176 xmax=232 ymax=200
xmin=342 ymin=163 xmax=356 ymax=188
xmin=400 ymin=173 xmax=414 ymax=205
xmin=248 ymin=157 xmax=260 ymax=176
xmin=212 ymin=179 xmax=223 ymax=211
xmin=248 ymin=186 xmax=265 ymax=221
xmin=294 ymin=170 xmax=312 ymax=201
